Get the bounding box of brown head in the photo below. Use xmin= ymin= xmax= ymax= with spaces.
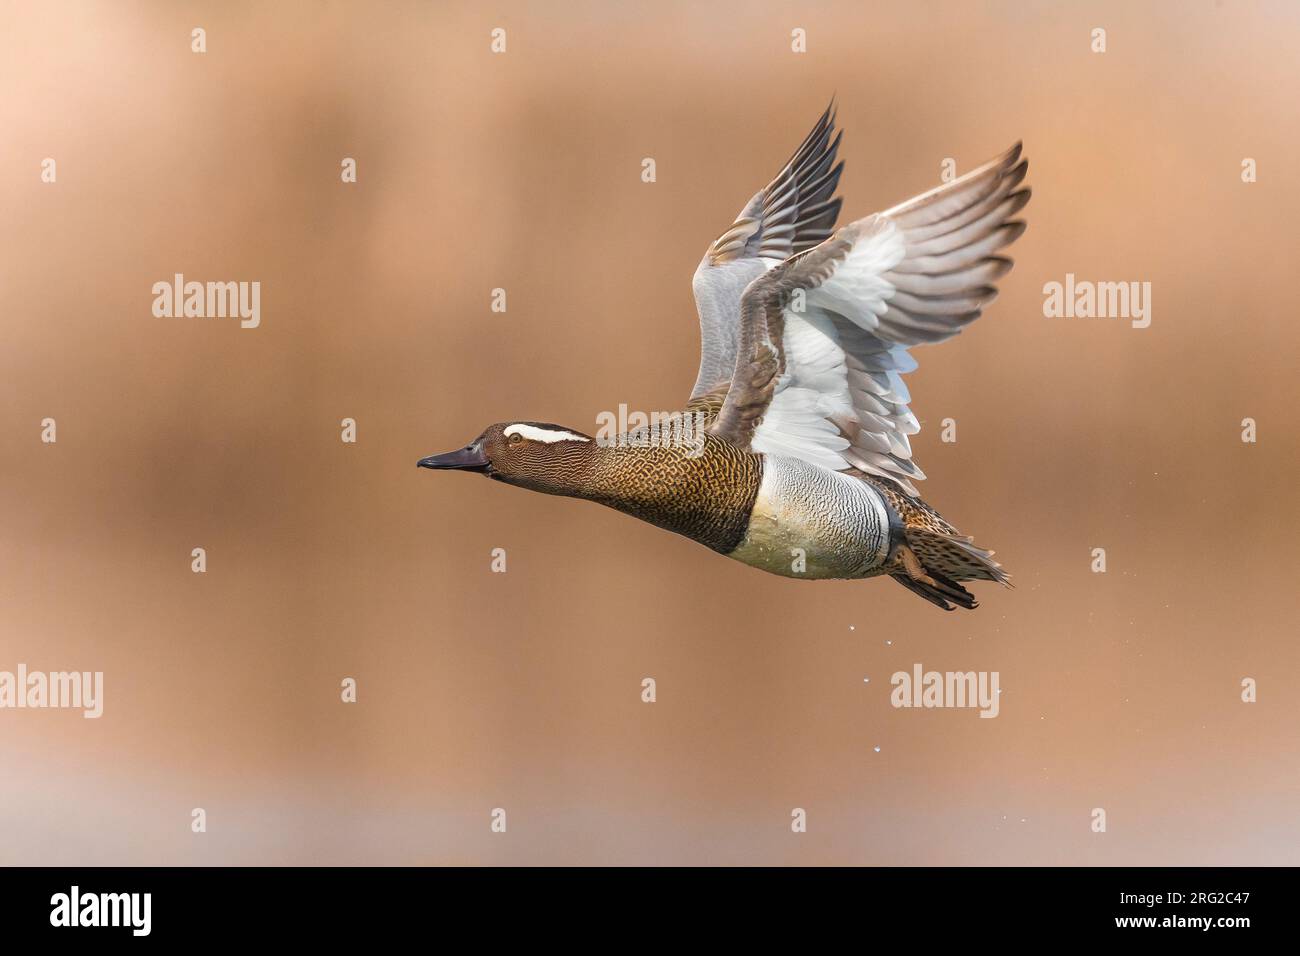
xmin=418 ymin=422 xmax=596 ymax=497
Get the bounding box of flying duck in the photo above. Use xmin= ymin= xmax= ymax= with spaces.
xmin=420 ymin=106 xmax=1028 ymax=610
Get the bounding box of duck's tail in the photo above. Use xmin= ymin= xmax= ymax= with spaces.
xmin=889 ymin=526 xmax=1009 ymax=611
xmin=905 ymin=525 xmax=1010 ymax=586
xmin=864 ymin=477 xmax=1010 ymax=611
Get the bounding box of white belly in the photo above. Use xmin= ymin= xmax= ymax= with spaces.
xmin=728 ymin=455 xmax=894 ymax=579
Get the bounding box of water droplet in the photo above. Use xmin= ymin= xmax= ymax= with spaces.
xmin=873 ymin=746 xmax=881 ymax=753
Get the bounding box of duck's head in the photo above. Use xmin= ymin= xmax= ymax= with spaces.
xmin=418 ymin=422 xmax=595 ymax=494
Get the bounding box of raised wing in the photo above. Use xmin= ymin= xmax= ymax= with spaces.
xmin=689 ymin=105 xmax=844 ymax=400
xmin=709 ymin=144 xmax=1029 ymax=495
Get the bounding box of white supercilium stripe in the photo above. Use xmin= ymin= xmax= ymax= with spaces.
xmin=503 ymin=424 xmax=590 ymax=443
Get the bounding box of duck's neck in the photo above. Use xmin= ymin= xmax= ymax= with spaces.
xmin=570 ymin=435 xmax=763 ymax=554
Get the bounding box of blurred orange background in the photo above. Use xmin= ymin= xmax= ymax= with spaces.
xmin=1 ymin=0 xmax=1297 ymax=865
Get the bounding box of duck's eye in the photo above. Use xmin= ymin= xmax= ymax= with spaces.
xmin=507 ymin=432 xmax=524 ymax=446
